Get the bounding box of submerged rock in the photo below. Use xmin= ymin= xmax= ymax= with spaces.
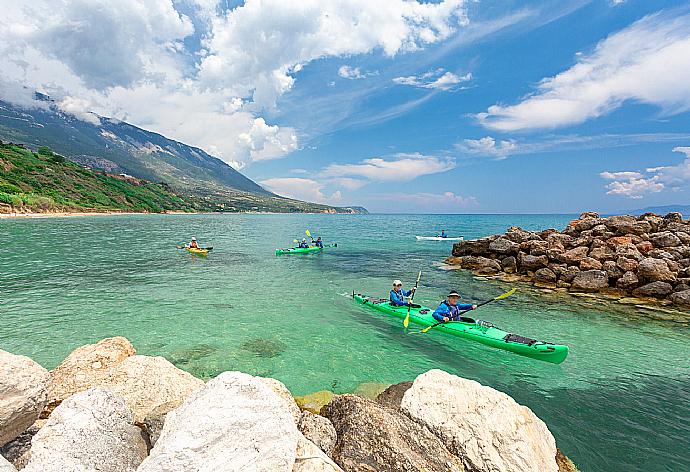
xmin=23 ymin=388 xmax=147 ymax=472
xmin=0 ymin=350 xmax=49 ymax=447
xmin=323 ymin=394 xmax=466 ymax=472
xmin=240 ymin=337 xmax=287 ymax=358
xmin=44 ymin=336 xmax=135 ymax=416
xmin=352 ymin=382 xmax=390 ymax=401
xmin=295 ymin=390 xmax=335 ymax=414
xmin=375 ymin=381 xmax=413 ymax=410
xmin=400 ymin=370 xmax=557 ymax=472
xmin=137 ymin=371 xmax=299 ymax=472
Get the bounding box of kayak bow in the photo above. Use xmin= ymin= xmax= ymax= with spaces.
xmin=352 ymin=293 xmax=568 ymax=364
xmin=415 ymin=236 xmax=464 ymax=241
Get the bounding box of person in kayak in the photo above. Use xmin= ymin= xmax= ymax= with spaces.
xmin=188 ymin=237 xmax=200 ymax=249
xmin=390 ymin=280 xmax=416 ymax=306
xmin=298 ymin=238 xmax=309 ymax=248
xmin=314 ymin=237 xmax=324 ymax=248
xmin=441 ymin=230 xmax=448 ymax=238
xmin=432 ymin=290 xmax=477 ymax=322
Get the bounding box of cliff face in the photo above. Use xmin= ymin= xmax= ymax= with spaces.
xmin=447 ymin=212 xmax=690 ymax=309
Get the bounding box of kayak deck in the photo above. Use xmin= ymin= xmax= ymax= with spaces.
xmin=353 ymin=293 xmax=568 ymax=364
xmin=276 ymin=243 xmax=336 ymax=256
xmin=416 ymin=236 xmax=464 ymax=241
xmin=186 ymin=247 xmax=209 ymax=256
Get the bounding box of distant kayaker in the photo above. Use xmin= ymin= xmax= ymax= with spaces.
xmin=315 ymin=237 xmax=324 ymax=248
xmin=432 ymin=290 xmax=477 ymax=322
xmin=441 ymin=230 xmax=447 ymax=238
xmin=390 ymin=279 xmax=416 ymax=306
xmin=298 ymin=238 xmax=309 ymax=248
xmin=188 ymin=237 xmax=199 ymax=249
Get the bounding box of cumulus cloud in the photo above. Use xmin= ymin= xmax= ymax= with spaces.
xmin=377 ymin=191 xmax=478 ymax=210
xmin=321 ymin=153 xmax=455 ymax=182
xmin=460 ymin=136 xmax=517 ymax=159
xmin=338 ymin=65 xmax=378 ymax=80
xmin=478 ymin=11 xmax=690 ymax=131
xmin=600 ymin=146 xmax=690 ymax=198
xmin=259 ymin=177 xmax=342 ymax=204
xmin=393 ymin=68 xmax=471 ymax=91
xmin=0 ymin=0 xmax=468 ymax=168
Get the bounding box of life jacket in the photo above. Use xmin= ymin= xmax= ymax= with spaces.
xmin=439 ymin=300 xmax=462 ymax=319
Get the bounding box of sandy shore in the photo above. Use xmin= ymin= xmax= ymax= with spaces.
xmin=0 ymin=211 xmax=178 ymax=219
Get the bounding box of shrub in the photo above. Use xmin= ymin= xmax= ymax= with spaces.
xmin=49 ymin=154 xmax=66 ymax=164
xmin=0 ymin=192 xmax=23 ymax=207
xmin=37 ymin=146 xmax=53 ymax=157
xmin=0 ymin=182 xmax=22 ymax=194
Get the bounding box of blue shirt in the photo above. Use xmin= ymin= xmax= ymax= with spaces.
xmin=432 ymin=300 xmax=474 ymax=322
xmin=390 ymin=288 xmax=412 ymax=306
xmin=315 ymin=240 xmax=324 ymax=248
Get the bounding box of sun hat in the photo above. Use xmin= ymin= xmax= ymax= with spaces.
xmin=192 ymin=237 xmax=197 ymax=241
xmin=448 ymin=290 xmax=461 ymax=297
xmin=393 ymin=279 xmax=403 ymax=286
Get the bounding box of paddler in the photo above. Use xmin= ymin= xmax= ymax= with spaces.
xmin=298 ymin=238 xmax=309 ymax=248
xmin=188 ymin=237 xmax=200 ymax=249
xmin=432 ymin=290 xmax=477 ymax=322
xmin=315 ymin=236 xmax=324 ymax=248
xmin=390 ymin=279 xmax=416 ymax=306
xmin=440 ymin=229 xmax=448 ymax=238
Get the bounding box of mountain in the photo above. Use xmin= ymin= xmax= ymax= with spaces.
xmin=623 ymin=204 xmax=689 ymax=218
xmin=0 ymin=99 xmax=367 ymax=214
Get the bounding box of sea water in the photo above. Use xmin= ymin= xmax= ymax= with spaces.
xmin=1 ymin=214 xmax=688 ymax=471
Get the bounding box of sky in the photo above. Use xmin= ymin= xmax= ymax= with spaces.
xmin=1 ymin=0 xmax=689 ymax=213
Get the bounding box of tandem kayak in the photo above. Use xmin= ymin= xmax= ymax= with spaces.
xmin=186 ymin=247 xmax=209 ymax=256
xmin=276 ymin=243 xmax=337 ymax=256
xmin=416 ymin=236 xmax=464 ymax=241
xmin=352 ymin=293 xmax=568 ymax=364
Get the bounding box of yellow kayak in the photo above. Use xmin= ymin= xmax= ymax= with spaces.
xmin=185 ymin=247 xmax=209 ymax=256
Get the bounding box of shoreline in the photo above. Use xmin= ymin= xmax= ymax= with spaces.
xmin=0 ymin=210 xmax=364 ymax=219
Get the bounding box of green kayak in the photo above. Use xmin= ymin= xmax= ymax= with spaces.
xmin=275 ymin=243 xmax=337 ymax=256
xmin=353 ymin=293 xmax=568 ymax=364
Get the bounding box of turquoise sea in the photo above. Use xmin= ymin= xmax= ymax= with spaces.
xmin=1 ymin=214 xmax=688 ymax=471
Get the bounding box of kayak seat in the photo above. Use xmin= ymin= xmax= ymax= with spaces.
xmin=503 ymin=333 xmax=537 ymax=346
xmin=419 ymin=309 xmax=430 ymax=314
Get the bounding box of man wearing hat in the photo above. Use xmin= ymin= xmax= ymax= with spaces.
xmin=188 ymin=237 xmax=200 ymax=249
xmin=432 ymin=290 xmax=477 ymax=322
xmin=389 ymin=279 xmax=416 ymax=306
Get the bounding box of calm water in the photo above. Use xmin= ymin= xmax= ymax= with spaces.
xmin=1 ymin=214 xmax=688 ymax=471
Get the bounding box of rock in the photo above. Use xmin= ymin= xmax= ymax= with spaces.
xmin=0 ymin=350 xmax=50 ymax=446
xmin=579 ymin=211 xmax=600 ymax=219
xmin=650 ymin=231 xmax=682 ymax=248
xmin=505 ymin=227 xmax=535 ymax=243
xmin=261 ymin=377 xmax=301 ymax=423
xmin=571 ymin=270 xmax=609 ymax=292
xmin=0 ymin=456 xmax=16 ymax=472
xmin=352 ymin=383 xmax=389 ymax=401
xmin=140 ymin=402 xmax=176 ymax=449
xmin=452 ymin=236 xmax=497 ymax=256
xmin=23 ymin=388 xmax=147 ymax=472
xmin=663 ymin=211 xmax=683 ymax=222
xmin=607 ymin=236 xmax=632 ymax=247
xmin=556 ymin=448 xmax=580 ymax=472
xmin=298 ymin=411 xmax=337 ymax=457
xmin=632 ymin=282 xmax=673 ymax=298
xmin=602 ymin=260 xmax=623 ymax=279
xmin=670 ymin=289 xmax=690 ymax=307
xmin=294 ymin=435 xmax=343 ymax=472
xmin=674 ymin=283 xmax=690 ymax=292
xmin=615 ymin=243 xmax=643 ymax=260
xmin=400 ymin=370 xmax=557 ymax=472
xmin=501 ymin=256 xmax=517 ymax=273
xmin=295 ymin=391 xmax=335 ymax=415
xmin=534 ymin=268 xmax=557 ymax=283
xmin=44 ymin=337 xmax=135 ymax=416
xmin=138 ymin=372 xmax=299 ymax=472
xmin=0 ymin=425 xmax=35 ymax=469
xmin=591 ymin=224 xmax=608 ymax=236
xmin=560 ymin=266 xmax=580 ymax=283
xmin=518 ymin=253 xmax=548 ymax=271
xmin=616 ymin=271 xmax=639 ymax=290
xmin=526 ymin=240 xmax=549 ymax=256
xmin=588 ymin=244 xmax=615 ymax=261
xmin=579 ymin=257 xmax=602 ymax=271
xmin=636 ymin=241 xmax=654 ymax=254
xmin=461 ymin=256 xmax=502 ymax=275
xmin=489 ymin=237 xmax=520 ymax=254
xmin=547 ymin=233 xmax=573 ymax=249
xmin=559 ymin=247 xmax=589 ymax=265
xmin=375 ymin=382 xmax=413 ymax=410
xmin=637 ymin=258 xmax=676 ymax=283
xmin=676 ymin=231 xmax=690 ymax=245
xmin=323 ymin=394 xmax=465 ymax=472
xmin=97 ymin=355 xmax=204 ymax=423
xmin=616 ymin=257 xmax=638 ymax=272
xmin=604 ymin=215 xmax=650 ymax=235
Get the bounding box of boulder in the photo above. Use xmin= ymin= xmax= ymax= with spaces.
xmin=298 ymin=411 xmax=337 ymax=457
xmin=588 ymin=244 xmax=615 ymax=261
xmin=616 ymin=257 xmax=638 ymax=272
xmin=44 ymin=336 xmax=135 ymax=415
xmin=322 ymin=394 xmax=465 ymax=472
xmin=602 ymin=261 xmax=623 ymax=280
xmin=560 ymin=266 xmax=580 ymax=283
xmin=637 ymin=258 xmax=676 ymax=283
xmin=604 ymin=215 xmax=650 ymax=235
xmin=505 ymin=227 xmax=535 ymax=243
xmin=591 ymin=224 xmax=608 ymax=236
xmin=137 ymin=372 xmax=299 ymax=472
xmin=571 ymin=270 xmax=609 ymax=293
xmin=0 ymin=350 xmax=50 ymax=446
xmin=526 ymin=240 xmax=549 ymax=256
xmin=670 ymin=289 xmax=690 ymax=307
xmin=632 ymin=282 xmax=673 ymax=298
xmin=559 ymin=247 xmax=589 ymax=265
xmin=97 ymin=355 xmax=204 ymax=423
xmin=663 ymin=212 xmax=683 ymax=222
xmin=295 ymin=391 xmax=335 ymax=414
xmin=616 ymin=271 xmax=639 ymax=290
xmin=518 ymin=253 xmax=548 ymax=271
xmin=0 ymin=456 xmax=16 ymax=472
xmin=607 ymin=236 xmax=632 ymax=247
xmin=489 ymin=237 xmax=520 ymax=254
xmin=579 ymin=257 xmax=602 ymax=271
xmin=400 ymin=370 xmax=557 ymax=472
xmin=261 ymin=377 xmax=301 ymax=423
xmin=676 ymin=231 xmax=690 ymax=245
xmin=636 ymin=241 xmax=654 ymax=254
xmin=615 ymin=243 xmax=643 ymax=260
xmin=375 ymin=382 xmax=413 ymax=410
xmin=294 ymin=435 xmax=343 ymax=472
xmin=140 ymin=401 xmax=177 ymax=448
xmin=23 ymin=388 xmax=147 ymax=472
xmin=556 ymin=449 xmax=579 ymax=472
xmin=674 ymin=283 xmax=690 ymax=293
xmin=650 ymin=231 xmax=682 ymax=248
xmin=579 ymin=211 xmax=600 ymax=219
xmin=534 ymin=268 xmax=557 ymax=283
xmin=501 ymin=256 xmax=517 ymax=273
xmin=452 ymin=237 xmax=497 ymax=256
xmin=0 ymin=425 xmax=36 ymax=469
xmin=547 ymin=233 xmax=573 ymax=249
xmin=473 ymin=257 xmax=502 ymax=275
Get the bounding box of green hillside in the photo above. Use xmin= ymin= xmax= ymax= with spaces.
xmin=0 ymin=143 xmax=202 ymax=214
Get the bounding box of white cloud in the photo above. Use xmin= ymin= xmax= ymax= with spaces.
xmin=0 ymin=0 xmax=468 ymax=168
xmin=327 ymin=177 xmax=368 ymax=190
xmin=259 ymin=177 xmax=342 ymax=204
xmin=461 ymin=136 xmax=517 ymax=159
xmin=56 ymin=96 xmax=101 ymax=125
xmin=600 ymin=146 xmax=690 ymax=198
xmin=478 ymin=11 xmax=690 ymax=131
xmin=338 ymin=65 xmax=378 ymax=80
xmin=321 ymin=152 xmax=455 ymax=182
xmin=393 ymin=68 xmax=471 ymax=91
xmin=376 ymin=191 xmax=478 ymax=210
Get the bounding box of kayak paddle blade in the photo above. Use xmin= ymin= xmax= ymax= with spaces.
xmin=306 ymin=229 xmax=311 ymax=238
xmin=495 ymin=288 xmax=517 ymax=300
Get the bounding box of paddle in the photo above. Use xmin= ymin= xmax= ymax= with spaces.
xmin=403 ymin=271 xmax=421 ymax=329
xmin=417 ymin=288 xmax=517 ymax=334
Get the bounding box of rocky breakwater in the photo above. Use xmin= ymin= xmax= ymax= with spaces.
xmin=446 ymin=212 xmax=690 ymax=310
xmin=1 ymin=337 xmax=579 ymax=472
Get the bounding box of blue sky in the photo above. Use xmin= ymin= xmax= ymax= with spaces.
xmin=1 ymin=0 xmax=689 ymax=213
